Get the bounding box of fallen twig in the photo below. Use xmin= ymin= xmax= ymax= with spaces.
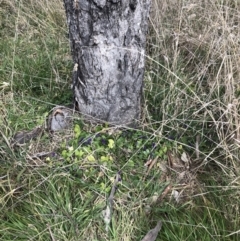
xmin=141 ymin=221 xmax=162 ymax=241
xmin=47 ymin=224 xmax=56 ymax=241
xmin=144 ymin=156 xmax=158 ymax=179
xmin=102 ymin=172 xmax=121 ymax=232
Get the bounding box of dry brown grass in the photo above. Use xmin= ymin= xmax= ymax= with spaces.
xmin=146 ymin=0 xmax=240 ymax=175
xmin=0 ymin=0 xmax=66 ymax=38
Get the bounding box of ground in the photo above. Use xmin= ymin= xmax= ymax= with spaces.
xmin=1 ymin=0 xmax=240 ymax=240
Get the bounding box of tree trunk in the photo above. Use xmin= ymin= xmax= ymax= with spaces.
xmin=63 ymin=0 xmax=152 ymax=126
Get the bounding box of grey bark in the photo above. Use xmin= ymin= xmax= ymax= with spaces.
xmin=63 ymin=0 xmax=152 ymax=126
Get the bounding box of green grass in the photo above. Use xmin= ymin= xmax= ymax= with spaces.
xmin=1 ymin=0 xmax=240 ymax=240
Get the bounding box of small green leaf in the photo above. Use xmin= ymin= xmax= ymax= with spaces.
xmin=108 ymin=139 xmax=115 ymax=149
xmin=87 ymin=155 xmax=95 ymax=162
xmin=178 ymin=144 xmax=183 ymax=150
xmin=62 ymin=150 xmax=67 ymax=158
xmin=100 ymin=155 xmax=109 ymax=162
xmin=68 ymin=146 xmax=74 ymax=152
xmin=158 ymin=150 xmax=163 ymax=157
xmin=163 ymin=145 xmax=168 ymax=153
xmin=128 ymin=159 xmax=135 ymax=167
xmin=74 ymin=124 xmax=81 ymax=138
xmin=100 ymin=182 xmax=106 ymax=191
xmin=75 ymin=149 xmax=84 ymax=158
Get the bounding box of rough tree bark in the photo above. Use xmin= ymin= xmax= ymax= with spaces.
xmin=63 ymin=0 xmax=152 ymax=126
